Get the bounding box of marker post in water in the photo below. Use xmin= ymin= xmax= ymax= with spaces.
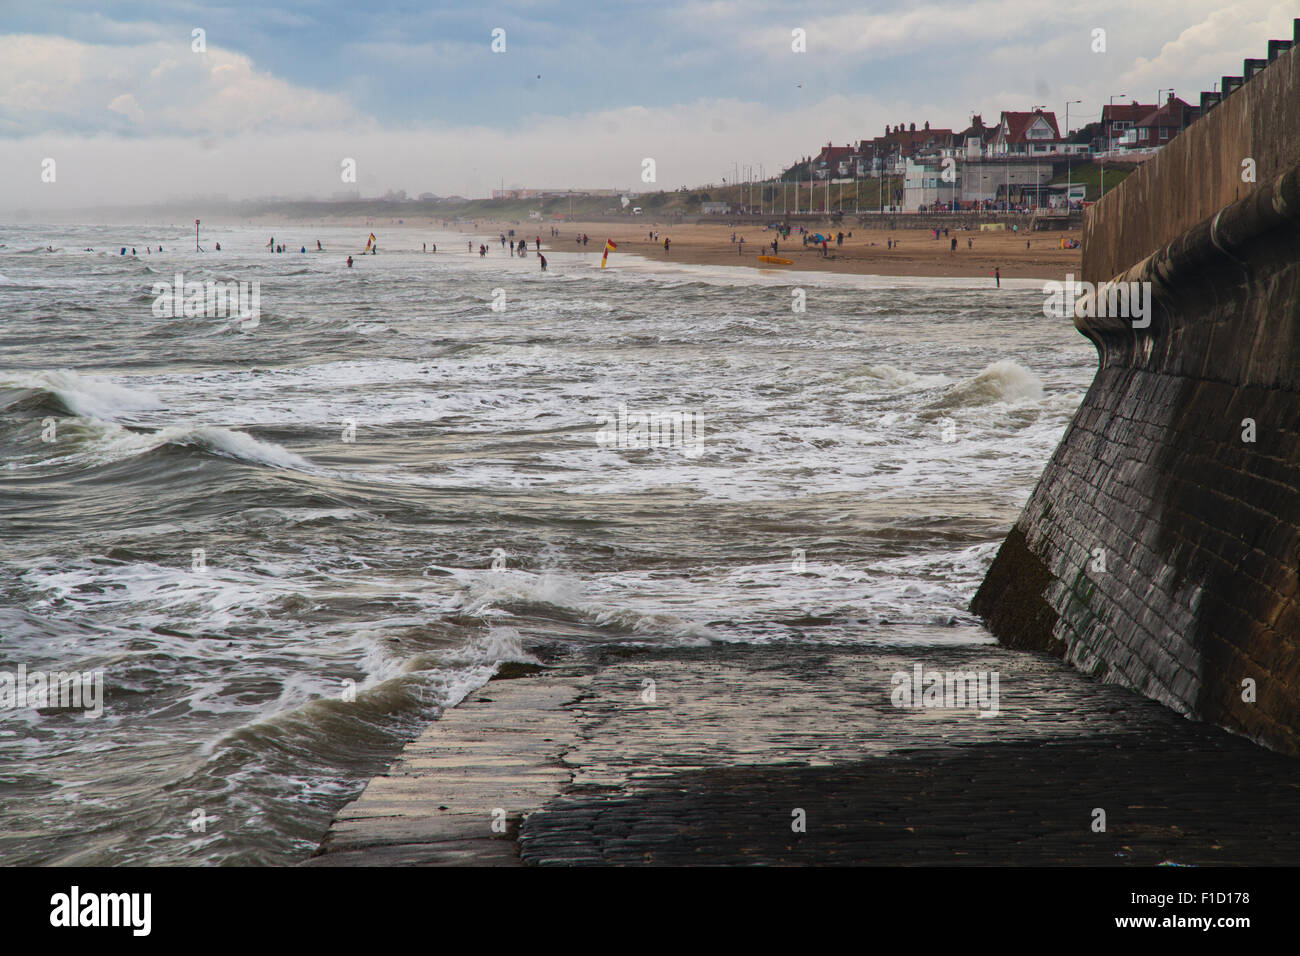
xmin=601 ymin=239 xmax=617 ymax=268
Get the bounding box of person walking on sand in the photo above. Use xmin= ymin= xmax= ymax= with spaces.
xmin=664 ymin=237 xmax=670 ymax=254
xmin=951 ymin=237 xmax=957 ymax=252
xmin=968 ymin=237 xmax=973 ymax=249
xmin=995 ymin=267 xmax=1001 ymax=288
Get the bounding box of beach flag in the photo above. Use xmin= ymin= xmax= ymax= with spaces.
xmin=601 ymin=239 xmax=617 ymax=269
xmin=364 ymin=233 xmax=376 ymax=253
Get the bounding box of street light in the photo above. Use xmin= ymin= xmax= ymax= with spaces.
xmin=1103 ymin=93 xmax=1128 ymax=197
xmin=1065 ymin=99 xmax=1081 ymax=209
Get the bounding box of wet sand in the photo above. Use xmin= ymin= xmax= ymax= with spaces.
xmin=228 ymin=216 xmax=1081 ymax=280
xmin=536 ymin=220 xmax=1081 ymax=280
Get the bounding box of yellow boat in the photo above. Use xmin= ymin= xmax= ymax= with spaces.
xmin=757 ymin=255 xmax=793 ymax=265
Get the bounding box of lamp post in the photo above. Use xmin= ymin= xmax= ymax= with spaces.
xmin=1103 ymin=94 xmax=1127 ymax=197
xmin=1065 ymin=99 xmax=1081 ymax=209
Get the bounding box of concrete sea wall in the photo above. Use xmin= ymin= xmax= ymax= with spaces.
xmin=973 ymin=36 xmax=1300 ymax=754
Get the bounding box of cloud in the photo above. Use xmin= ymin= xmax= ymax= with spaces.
xmin=0 ymin=0 xmax=1293 ymax=209
xmin=0 ymin=34 xmax=361 ymax=135
xmin=107 ymin=93 xmax=144 ymax=122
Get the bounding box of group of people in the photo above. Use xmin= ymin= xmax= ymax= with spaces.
xmin=266 ymin=237 xmax=324 ymax=253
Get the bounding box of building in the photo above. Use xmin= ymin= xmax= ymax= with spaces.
xmin=865 ymin=122 xmax=955 ymax=176
xmin=1098 ymin=101 xmax=1156 ymax=153
xmin=903 ymin=157 xmax=960 ymax=211
xmin=987 ymin=109 xmax=1084 ymax=158
xmin=956 ymin=114 xmax=993 ymax=159
xmin=813 ymin=143 xmax=856 ymax=180
xmin=1132 ymin=94 xmax=1194 ymax=148
xmin=700 ymin=201 xmax=731 ymax=215
xmin=958 ymin=158 xmax=1055 ymax=205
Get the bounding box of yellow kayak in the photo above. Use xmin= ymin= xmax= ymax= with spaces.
xmin=757 ymin=255 xmax=793 ymax=264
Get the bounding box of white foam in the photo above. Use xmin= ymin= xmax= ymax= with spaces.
xmin=931 ymin=359 xmax=1043 ymax=409
xmin=13 ymin=370 xmax=163 ymax=420
xmin=157 ymin=425 xmax=312 ymax=470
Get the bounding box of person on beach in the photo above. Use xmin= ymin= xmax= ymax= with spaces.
xmin=535 ymin=237 xmax=541 ymax=251
xmin=968 ymin=237 xmax=973 ymax=249
xmin=347 ymin=256 xmax=353 ymax=267
xmin=468 ymin=241 xmax=473 ymax=253
xmin=821 ymin=239 xmax=828 ymax=257
xmin=423 ymin=243 xmax=426 ymax=253
xmin=269 ymin=236 xmax=274 ymax=251
xmin=664 ymin=237 xmax=670 ymax=254
xmin=738 ymin=238 xmax=744 ymax=255
xmin=539 ymin=253 xmax=547 ymax=271
xmin=317 ymin=240 xmax=323 ymax=251
xmin=432 ymin=244 xmax=436 ymax=253
xmin=216 ymin=242 xmax=221 ymax=251
xmin=583 ymin=234 xmax=589 ymax=246
xmin=951 ymin=237 xmax=957 ymax=252
xmin=994 ymin=267 xmax=1001 ymax=288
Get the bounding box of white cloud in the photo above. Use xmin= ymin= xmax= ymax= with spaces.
xmin=107 ymin=93 xmax=144 ymax=122
xmin=0 ymin=34 xmax=361 ymax=134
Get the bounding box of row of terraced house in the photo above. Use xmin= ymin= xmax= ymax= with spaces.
xmin=806 ymin=19 xmax=1300 ymax=215
xmin=801 ymin=95 xmax=1205 ymax=213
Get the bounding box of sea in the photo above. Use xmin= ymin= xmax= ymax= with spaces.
xmin=0 ymin=222 xmax=1094 ymax=864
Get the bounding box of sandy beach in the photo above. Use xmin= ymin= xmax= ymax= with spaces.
xmin=218 ymin=214 xmax=1081 ymax=281
xmin=574 ymin=220 xmax=1081 ymax=280
xmin=423 ymin=218 xmax=1082 ymax=280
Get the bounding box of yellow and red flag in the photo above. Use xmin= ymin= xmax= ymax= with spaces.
xmin=601 ymin=239 xmax=617 ymax=269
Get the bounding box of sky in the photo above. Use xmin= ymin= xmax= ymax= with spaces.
xmin=0 ymin=0 xmax=1294 ymax=209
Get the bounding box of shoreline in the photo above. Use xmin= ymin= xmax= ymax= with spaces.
xmin=16 ymin=218 xmax=1080 ymax=281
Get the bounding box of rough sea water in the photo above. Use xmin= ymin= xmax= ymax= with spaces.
xmin=0 ymin=223 xmax=1095 ymax=864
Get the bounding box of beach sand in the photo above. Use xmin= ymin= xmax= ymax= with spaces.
xmin=224 ymin=215 xmax=1081 ymax=280
xmin=563 ymin=220 xmax=1082 ymax=280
